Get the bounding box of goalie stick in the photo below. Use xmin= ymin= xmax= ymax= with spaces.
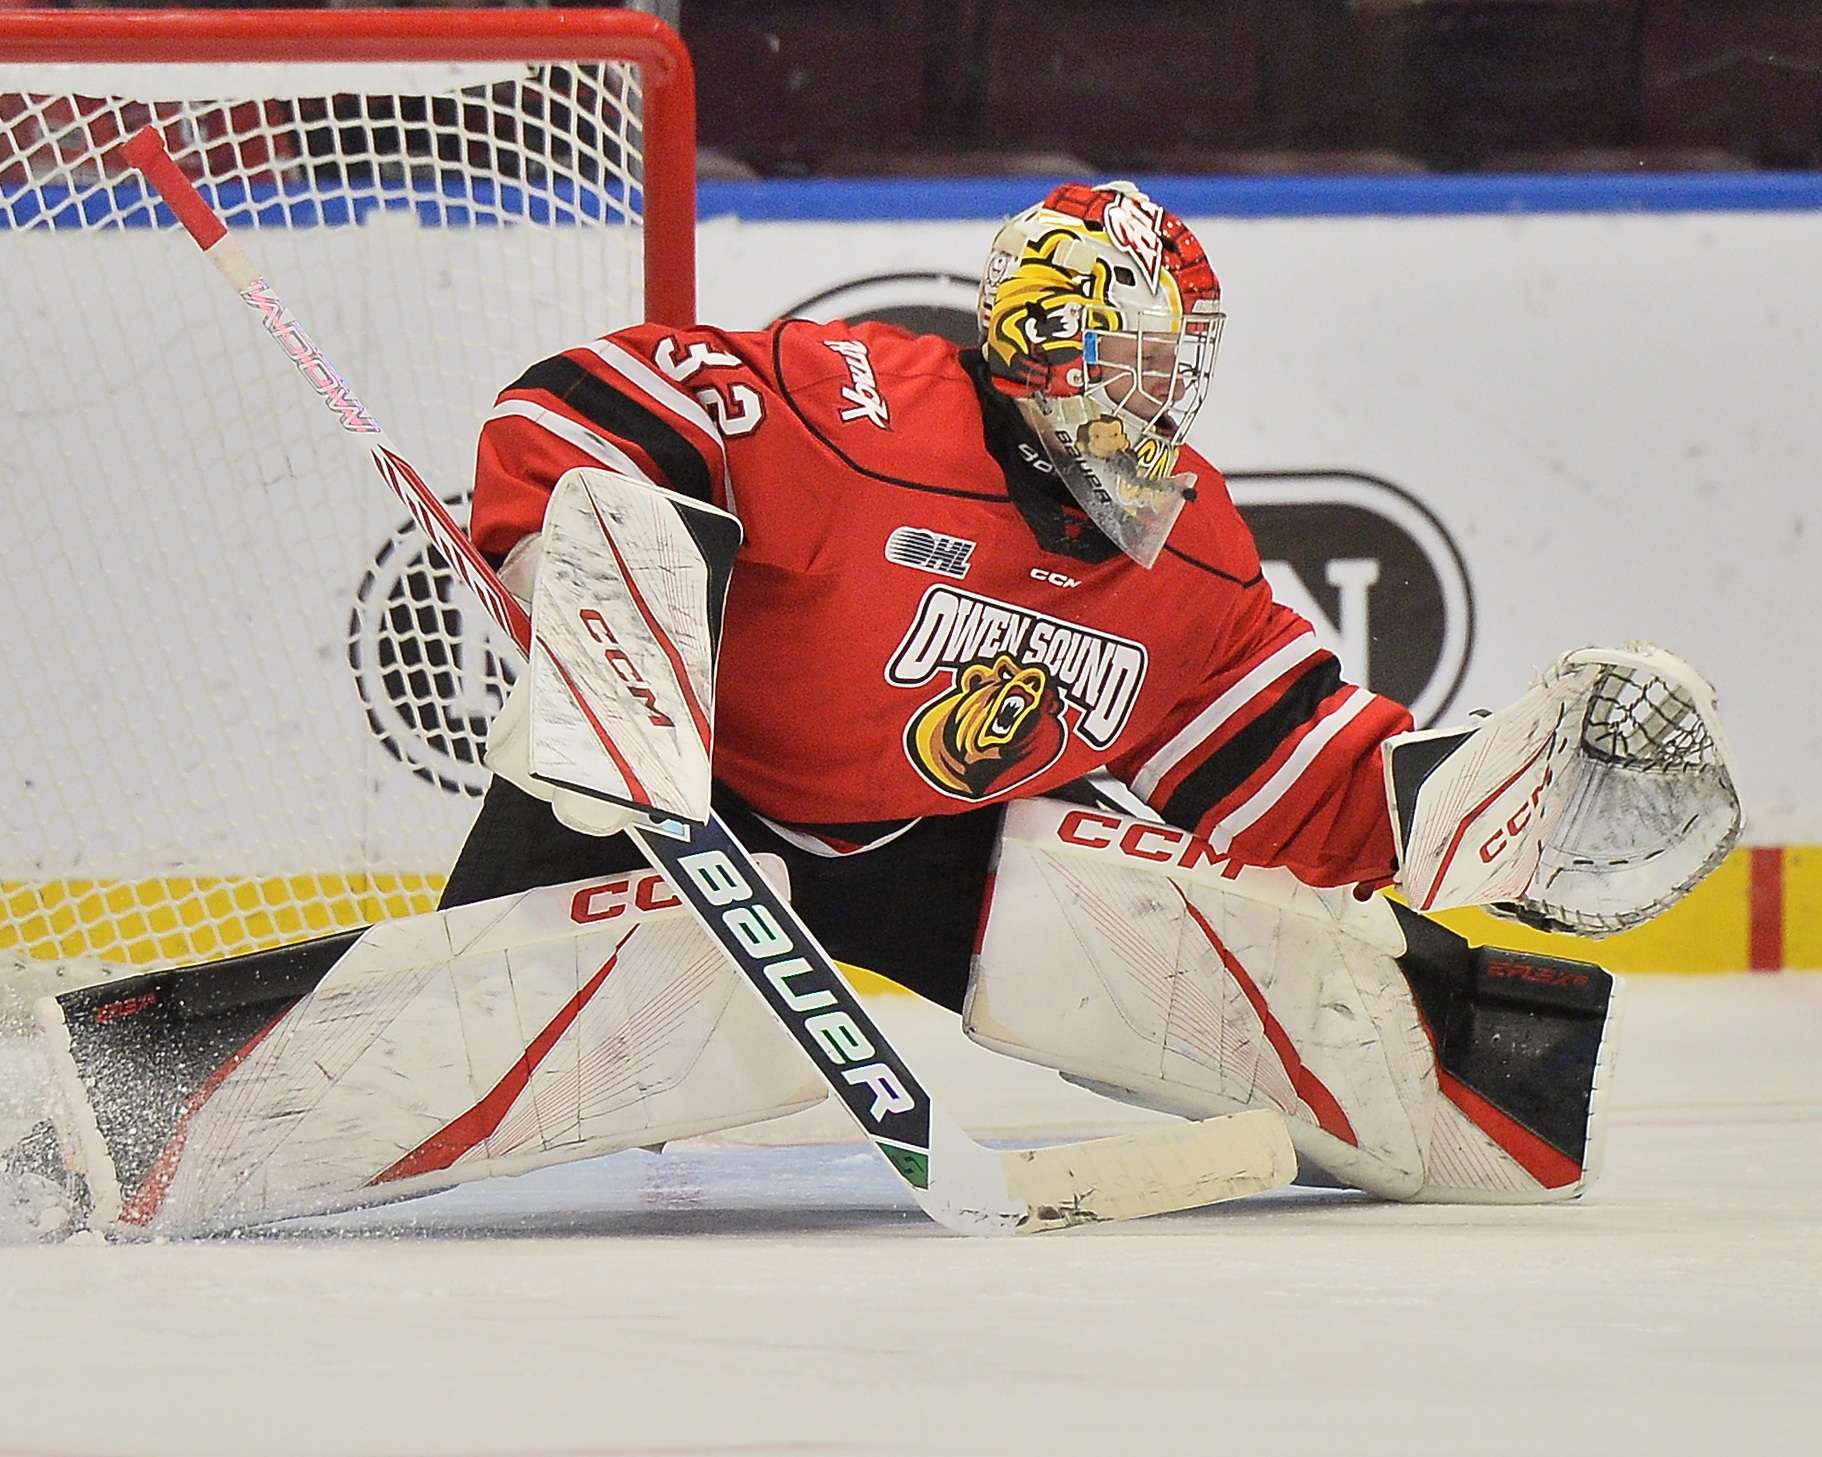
xmin=121 ymin=126 xmax=1294 ymax=1234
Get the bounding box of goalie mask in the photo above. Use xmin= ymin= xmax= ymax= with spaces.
xmin=979 ymin=180 xmax=1223 ymax=567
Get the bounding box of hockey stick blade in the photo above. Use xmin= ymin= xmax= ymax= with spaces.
xmin=124 ymin=126 xmax=1296 ymax=1234
xmin=1001 ymin=1110 xmax=1294 ymax=1230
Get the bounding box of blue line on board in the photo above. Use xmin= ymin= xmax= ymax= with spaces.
xmin=9 ymin=171 xmax=1821 ymax=230
xmin=696 ymin=172 xmax=1822 ymax=221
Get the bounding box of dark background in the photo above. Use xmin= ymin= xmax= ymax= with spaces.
xmin=679 ymin=0 xmax=1822 ymax=178
xmin=30 ymin=0 xmax=1822 ymax=178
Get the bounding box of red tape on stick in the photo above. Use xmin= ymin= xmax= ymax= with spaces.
xmin=122 ymin=126 xmax=227 ymax=250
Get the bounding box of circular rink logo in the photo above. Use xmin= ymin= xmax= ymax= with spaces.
xmin=349 ymin=501 xmax=519 ymax=797
xmin=1229 ymin=472 xmax=1474 ymax=727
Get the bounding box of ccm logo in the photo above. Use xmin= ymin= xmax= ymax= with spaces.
xmin=579 ymin=609 xmax=674 ymax=728
xmin=677 ymin=849 xmax=916 ymax=1125
xmin=1478 ymin=765 xmax=1553 ymax=864
xmin=1057 ymin=809 xmax=1234 ymax=872
xmin=1030 ymin=568 xmax=1080 ymax=588
xmin=1483 ymin=959 xmax=1592 ymax=991
xmin=570 ymin=872 xmax=681 ymax=923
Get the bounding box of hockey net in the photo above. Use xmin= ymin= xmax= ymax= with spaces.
xmin=0 ymin=10 xmax=695 ymax=970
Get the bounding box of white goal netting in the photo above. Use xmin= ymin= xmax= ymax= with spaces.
xmin=1 ymin=33 xmax=685 ymax=970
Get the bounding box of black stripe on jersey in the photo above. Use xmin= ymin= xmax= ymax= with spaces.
xmin=509 ymin=356 xmax=716 ymax=503
xmin=1160 ymin=541 xmax=1264 ymax=587
xmin=1160 ymin=654 xmax=1344 ymax=828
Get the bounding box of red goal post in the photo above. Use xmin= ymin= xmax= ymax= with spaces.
xmin=0 ymin=6 xmax=698 ymax=323
xmin=0 ymin=7 xmax=697 ymax=971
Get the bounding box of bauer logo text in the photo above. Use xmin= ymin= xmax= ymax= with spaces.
xmin=675 ymin=848 xmax=916 ymax=1125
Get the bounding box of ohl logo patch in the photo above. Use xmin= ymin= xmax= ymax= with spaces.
xmin=888 ymin=586 xmax=1146 ymax=801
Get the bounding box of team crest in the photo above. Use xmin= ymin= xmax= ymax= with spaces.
xmin=888 ymin=586 xmax=1147 ymax=802
xmin=906 ymin=653 xmax=1067 ymax=799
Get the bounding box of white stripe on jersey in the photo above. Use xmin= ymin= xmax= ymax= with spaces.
xmin=485 ymin=400 xmax=655 ymax=481
xmin=487 ymin=397 xmax=741 ymax=519
xmin=1129 ymin=631 xmax=1326 ymax=802
xmin=1206 ymin=686 xmax=1373 ymax=849
xmin=583 ymin=338 xmax=727 ymax=457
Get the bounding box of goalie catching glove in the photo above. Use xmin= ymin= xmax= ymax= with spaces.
xmin=1386 ymin=642 xmax=1742 ymax=935
xmin=485 ymin=467 xmax=742 ymax=834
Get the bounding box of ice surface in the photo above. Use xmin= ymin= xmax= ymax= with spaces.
xmin=0 ymin=974 xmax=1816 ymax=1456
xmin=0 ymin=1024 xmax=76 ymax=1244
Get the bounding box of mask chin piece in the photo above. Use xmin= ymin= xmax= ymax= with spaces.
xmin=1012 ymin=396 xmax=1198 ymax=568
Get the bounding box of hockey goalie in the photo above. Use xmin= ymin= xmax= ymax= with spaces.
xmin=1 ymin=181 xmax=1741 ymax=1240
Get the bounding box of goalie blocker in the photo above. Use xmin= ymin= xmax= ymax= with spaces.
xmin=484 ymin=465 xmax=741 ymax=837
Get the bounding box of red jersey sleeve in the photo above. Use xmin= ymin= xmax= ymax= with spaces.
xmin=469 ymin=324 xmax=747 ymax=562
xmin=1109 ymin=497 xmax=1414 ymax=888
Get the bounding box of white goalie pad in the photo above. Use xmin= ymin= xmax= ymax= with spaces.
xmin=1386 ymin=641 xmax=1743 ymax=935
xmin=23 ymin=862 xmax=822 ymax=1238
xmin=965 ymin=799 xmax=1619 ymax=1204
xmin=528 ymin=467 xmax=742 ymax=825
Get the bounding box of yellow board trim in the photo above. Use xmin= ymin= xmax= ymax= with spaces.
xmin=1427 ymin=846 xmax=1755 ymax=975
xmin=1 ymin=874 xmax=442 ymax=968
xmin=4 ymin=845 xmax=1815 ymax=976
xmin=1786 ymin=846 xmax=1822 ymax=971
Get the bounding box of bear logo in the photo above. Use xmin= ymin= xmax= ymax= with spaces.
xmin=904 ymin=653 xmax=1067 ymax=800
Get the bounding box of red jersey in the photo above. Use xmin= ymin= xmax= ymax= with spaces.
xmin=470 ymin=319 xmax=1413 ymax=886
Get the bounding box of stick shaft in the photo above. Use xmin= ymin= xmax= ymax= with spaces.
xmin=123 ymin=126 xmax=532 ymax=651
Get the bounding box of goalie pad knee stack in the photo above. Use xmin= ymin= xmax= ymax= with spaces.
xmin=964 ymin=799 xmax=1619 ymax=1204
xmin=10 ymin=868 xmax=824 ymax=1238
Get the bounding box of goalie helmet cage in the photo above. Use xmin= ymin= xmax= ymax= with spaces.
xmin=0 ymin=8 xmax=697 ymax=971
